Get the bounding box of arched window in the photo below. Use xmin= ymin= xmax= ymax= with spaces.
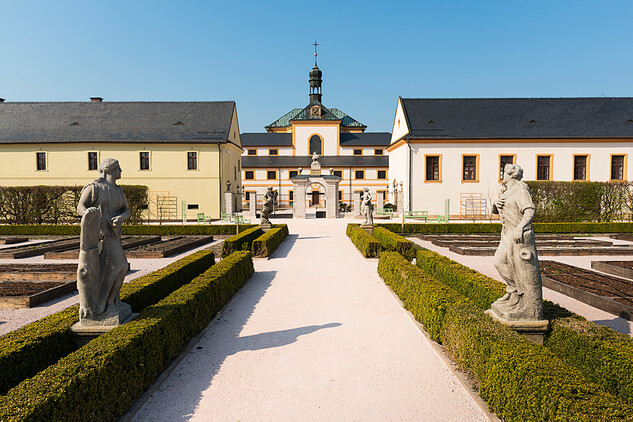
xmin=309 ymin=135 xmax=322 ymax=155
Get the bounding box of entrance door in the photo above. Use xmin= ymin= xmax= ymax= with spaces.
xmin=311 ymin=190 xmax=320 ymax=206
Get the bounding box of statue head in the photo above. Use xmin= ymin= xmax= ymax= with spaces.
xmin=99 ymin=158 xmax=121 ymax=179
xmin=503 ymin=164 xmax=524 ymax=182
xmin=364 ymin=187 xmax=369 ymax=192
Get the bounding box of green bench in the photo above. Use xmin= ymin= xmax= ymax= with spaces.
xmin=375 ymin=208 xmax=395 ymax=219
xmin=404 ymin=210 xmax=428 ymax=222
xmin=432 ymin=214 xmax=449 ymax=223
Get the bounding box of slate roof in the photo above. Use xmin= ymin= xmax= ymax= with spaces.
xmin=339 ymin=132 xmax=391 ymax=146
xmin=265 ymin=102 xmax=366 ymax=130
xmin=242 ymin=133 xmax=292 ymax=147
xmin=242 ymin=155 xmax=388 ymax=168
xmin=0 ymin=101 xmax=236 ymax=143
xmin=400 ymin=98 xmax=633 ymax=140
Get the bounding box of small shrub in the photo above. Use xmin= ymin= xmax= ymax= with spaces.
xmin=221 ymin=226 xmax=263 ymax=257
xmin=346 ymin=224 xmax=381 ymax=258
xmin=373 ymin=226 xmax=415 ymax=261
xmin=252 ymin=225 xmax=289 ymax=257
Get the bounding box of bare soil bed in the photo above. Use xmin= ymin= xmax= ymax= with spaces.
xmin=125 ymin=236 xmax=214 ymax=258
xmin=540 ymin=260 xmax=633 ymax=319
xmin=591 ymin=260 xmax=633 ymax=282
xmin=611 ymin=234 xmax=633 ymax=242
xmin=44 ymin=236 xmax=161 ymax=259
xmin=0 ymin=280 xmax=77 ymax=308
xmin=0 ymin=237 xmax=28 ymax=245
xmin=0 ymin=237 xmax=81 ymax=259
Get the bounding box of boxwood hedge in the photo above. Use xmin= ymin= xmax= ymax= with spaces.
xmin=379 ymin=251 xmax=632 ymax=421
xmin=0 ymin=224 xmax=255 ymax=236
xmin=252 ymin=225 xmax=289 ymax=257
xmin=346 ymin=224 xmax=381 ymax=258
xmin=372 ymin=226 xmax=415 ymax=261
xmin=0 ymin=249 xmax=215 ymax=395
xmin=415 ymin=247 xmax=633 ymax=406
xmin=377 ymin=221 xmax=633 ymax=235
xmin=221 ymin=226 xmax=263 ymax=257
xmin=0 ymin=251 xmax=254 ymax=422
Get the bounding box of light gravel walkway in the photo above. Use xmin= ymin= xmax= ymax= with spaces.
xmin=131 ymin=219 xmax=491 ymax=422
xmin=409 ymin=237 xmax=633 ymax=336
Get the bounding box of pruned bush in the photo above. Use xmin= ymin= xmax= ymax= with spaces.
xmin=373 ymin=226 xmax=415 ymax=261
xmin=252 ymin=225 xmax=289 ymax=257
xmin=376 ymin=221 xmax=633 ymax=234
xmin=221 ymin=226 xmax=263 ymax=257
xmin=346 ymin=224 xmax=381 ymax=258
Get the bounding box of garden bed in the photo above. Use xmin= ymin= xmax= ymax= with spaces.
xmin=0 ymin=263 xmax=77 ymax=281
xmin=430 ymin=238 xmax=612 ymax=248
xmin=43 ymin=236 xmax=161 ymax=259
xmin=591 ymin=260 xmax=633 ymax=282
xmin=540 ymin=260 xmax=633 ymax=320
xmin=0 ymin=237 xmax=81 ymax=259
xmin=0 ymin=280 xmax=77 ymax=308
xmin=125 ymin=235 xmax=214 ymax=258
xmin=0 ymin=237 xmax=28 ymax=245
xmin=448 ymin=244 xmax=633 ymax=256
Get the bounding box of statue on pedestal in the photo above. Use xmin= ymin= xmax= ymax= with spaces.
xmin=488 ymin=164 xmax=546 ymax=325
xmin=361 ymin=187 xmax=373 ymax=226
xmin=260 ymin=187 xmax=277 ymax=228
xmin=75 ymin=158 xmax=132 ymax=326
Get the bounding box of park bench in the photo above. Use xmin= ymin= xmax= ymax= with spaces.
xmin=221 ymin=212 xmax=232 ymax=222
xmin=404 ymin=210 xmax=428 ymax=222
xmin=432 ymin=214 xmax=449 ymax=223
xmin=197 ymin=213 xmax=214 ymax=224
xmin=374 ymin=208 xmax=394 ymax=219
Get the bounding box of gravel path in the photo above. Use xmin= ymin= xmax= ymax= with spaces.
xmin=130 ymin=219 xmax=491 ymax=422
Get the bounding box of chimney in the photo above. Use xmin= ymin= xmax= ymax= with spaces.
xmin=90 ymin=97 xmax=103 ymax=102
xmin=0 ymin=98 xmax=5 ymax=103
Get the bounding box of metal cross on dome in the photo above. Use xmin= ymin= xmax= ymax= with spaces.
xmin=313 ymin=41 xmax=318 ymax=65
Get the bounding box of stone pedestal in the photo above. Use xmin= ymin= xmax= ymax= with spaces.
xmin=324 ymin=179 xmax=339 ymax=218
xmin=310 ymin=161 xmax=321 ymax=176
xmin=224 ymin=192 xmax=234 ymax=216
xmin=292 ymin=179 xmax=308 ymax=218
xmin=70 ymin=313 xmax=138 ymax=348
xmin=485 ymin=309 xmax=549 ymax=345
xmin=360 ymin=224 xmax=373 ymax=234
xmin=377 ymin=192 xmax=384 ymax=210
xmin=249 ymin=193 xmax=257 ymax=216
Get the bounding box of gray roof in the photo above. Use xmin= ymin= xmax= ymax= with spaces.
xmin=242 ymin=155 xmax=388 ymax=168
xmin=0 ymin=101 xmax=236 ymax=143
xmin=339 ymin=132 xmax=391 ymax=146
xmin=242 ymin=133 xmax=292 ymax=147
xmin=400 ymin=98 xmax=633 ymax=139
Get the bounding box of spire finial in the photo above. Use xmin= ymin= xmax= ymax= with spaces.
xmin=313 ymin=41 xmax=319 ymax=66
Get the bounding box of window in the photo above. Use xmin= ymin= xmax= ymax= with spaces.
xmin=573 ymin=155 xmax=588 ymax=181
xmin=377 ymin=170 xmax=387 ymax=179
xmin=425 ymin=155 xmax=440 ymax=181
xmin=88 ymin=152 xmax=98 ymax=170
xmin=536 ymin=155 xmax=552 ymax=180
xmin=187 ymin=152 xmax=197 ymax=170
xmin=338 ymin=190 xmax=343 ymax=200
xmin=140 ymin=152 xmax=150 ymax=170
xmin=187 ymin=204 xmax=199 ymax=210
xmin=36 ymin=152 xmax=46 ymax=171
xmin=245 ymin=192 xmax=250 ymax=200
xmin=309 ymin=135 xmax=322 ymax=155
xmin=234 ymin=166 xmax=237 ymax=180
xmin=374 ymin=149 xmax=384 ymax=155
xmin=333 ymin=170 xmax=342 ymax=178
xmin=353 ymin=149 xmax=362 ymax=156
xmin=248 ymin=149 xmax=257 ymax=156
xmin=269 ymin=149 xmax=278 ymax=156
xmin=611 ymin=155 xmax=626 ymax=180
xmin=355 ymin=170 xmax=365 ymax=179
xmin=267 ymin=170 xmax=277 ymax=180
xmin=462 ymin=155 xmax=478 ymax=182
xmin=289 ymin=170 xmax=298 ymax=178
xmin=499 ymin=155 xmax=515 ymax=180
xmin=245 ymin=170 xmax=254 ymax=180
xmin=289 ymin=191 xmax=294 ymax=201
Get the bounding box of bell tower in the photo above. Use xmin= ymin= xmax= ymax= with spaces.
xmin=309 ymin=41 xmax=322 ymax=104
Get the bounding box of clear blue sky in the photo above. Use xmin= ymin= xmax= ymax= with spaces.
xmin=2 ymin=1 xmax=633 ymax=133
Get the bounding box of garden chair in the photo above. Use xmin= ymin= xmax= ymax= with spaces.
xmin=197 ymin=213 xmax=206 ymax=225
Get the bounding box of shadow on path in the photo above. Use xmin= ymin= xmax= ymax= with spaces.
xmin=134 ymin=269 xmax=342 ymax=421
xmin=594 ymin=317 xmax=631 ymax=335
xmin=268 ymin=234 xmax=297 ymax=259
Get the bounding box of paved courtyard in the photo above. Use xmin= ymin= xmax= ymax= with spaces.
xmin=130 ymin=219 xmax=492 ymax=421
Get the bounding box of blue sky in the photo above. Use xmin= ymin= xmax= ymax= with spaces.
xmin=2 ymin=1 xmax=633 ymax=132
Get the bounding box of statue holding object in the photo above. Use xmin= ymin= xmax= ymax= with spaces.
xmin=260 ymin=187 xmax=277 ymax=228
xmin=76 ymin=158 xmax=132 ymax=326
xmin=361 ymin=187 xmax=373 ymax=226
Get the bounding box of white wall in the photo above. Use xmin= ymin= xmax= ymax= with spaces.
xmin=294 ymin=125 xmax=339 ymax=155
xmin=398 ymin=141 xmax=632 ymax=216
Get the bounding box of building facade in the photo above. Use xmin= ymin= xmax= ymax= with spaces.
xmin=241 ymin=55 xmax=391 ymax=216
xmin=0 ymin=99 xmax=243 ymax=220
xmin=389 ymin=97 xmax=633 ymax=218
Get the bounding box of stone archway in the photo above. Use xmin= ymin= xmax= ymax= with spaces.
xmin=290 ymin=174 xmax=341 ymax=218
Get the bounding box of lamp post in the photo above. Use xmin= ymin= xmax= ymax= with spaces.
xmin=235 ymin=185 xmax=244 ymax=234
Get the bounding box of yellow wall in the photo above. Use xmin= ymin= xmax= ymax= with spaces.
xmin=0 ymin=142 xmax=242 ymax=220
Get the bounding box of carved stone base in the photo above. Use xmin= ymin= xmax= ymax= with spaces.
xmin=70 ymin=312 xmax=138 ymax=347
xmin=485 ymin=309 xmax=549 ymax=345
xmin=360 ymin=224 xmax=373 ymax=234
xmin=260 ymin=221 xmax=273 ymax=231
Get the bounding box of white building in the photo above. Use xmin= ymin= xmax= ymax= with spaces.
xmin=388 ymin=97 xmax=633 ymax=218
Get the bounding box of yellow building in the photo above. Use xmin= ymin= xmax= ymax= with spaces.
xmin=0 ymin=98 xmax=243 ymax=220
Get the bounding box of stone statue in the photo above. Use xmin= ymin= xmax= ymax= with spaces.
xmin=226 ymin=180 xmax=231 ymax=192
xmin=361 ymin=187 xmax=373 ymax=226
xmin=489 ymin=164 xmax=544 ymax=322
xmin=312 ymin=152 xmax=319 ymax=163
xmin=260 ymin=187 xmax=277 ymax=228
xmin=76 ymin=158 xmax=132 ymax=326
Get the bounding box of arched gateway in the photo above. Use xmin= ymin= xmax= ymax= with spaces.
xmin=290 ymin=155 xmax=341 ymax=218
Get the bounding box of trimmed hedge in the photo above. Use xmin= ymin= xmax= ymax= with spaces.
xmin=0 ymin=250 xmax=215 ymax=395
xmin=372 ymin=226 xmax=416 ymax=261
xmin=252 ymin=225 xmax=289 ymax=257
xmin=346 ymin=224 xmax=381 ymax=258
xmin=377 ymin=221 xmax=633 ymax=234
xmin=378 ymin=252 xmax=632 ymax=421
xmin=221 ymin=226 xmax=263 ymax=257
xmin=0 ymin=251 xmax=254 ymax=422
xmin=415 ymin=247 xmax=633 ymax=406
xmin=0 ymin=224 xmax=255 ymax=236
